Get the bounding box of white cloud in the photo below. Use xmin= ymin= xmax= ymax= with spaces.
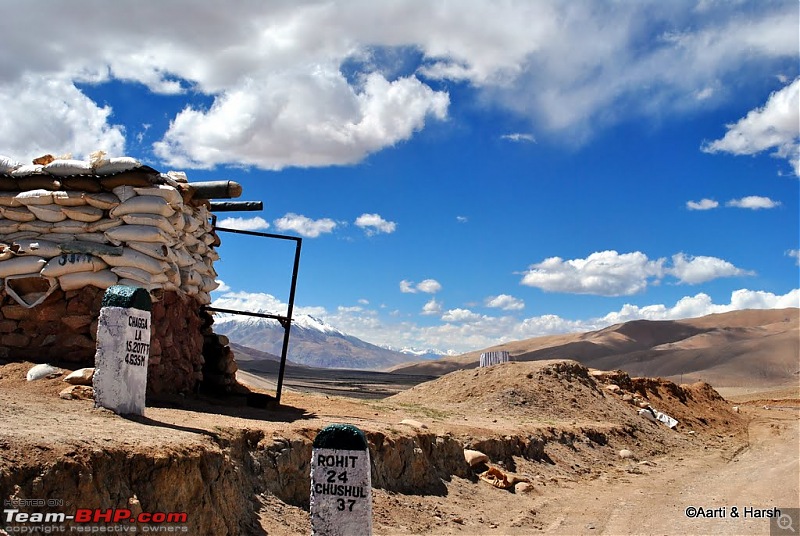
xmin=787 ymin=249 xmax=800 ymax=265
xmin=668 ymin=253 xmax=754 ymax=285
xmin=485 ymin=294 xmax=525 ymax=311
xmin=355 ymin=213 xmax=396 ymax=235
xmin=726 ymin=196 xmax=781 ymax=210
xmin=400 ymin=278 xmax=442 ymax=294
xmin=1 ymin=3 xmax=795 ymax=166
xmin=456 ymin=216 xmax=468 ymax=223
xmin=703 ymin=78 xmax=800 ymax=176
xmin=441 ymin=308 xmax=483 ymax=323
xmin=322 ymin=287 xmax=800 ymax=354
xmin=421 ymin=297 xmax=442 ymax=316
xmin=686 ymin=198 xmax=719 ymax=210
xmin=0 ymin=74 xmax=125 ymax=162
xmin=273 ymin=213 xmax=337 ymax=238
xmin=521 ymin=251 xmax=665 ymax=296
xmin=521 ymin=250 xmax=758 ymax=295
xmin=501 ymin=133 xmax=535 ymax=143
xmin=417 ymin=279 xmax=443 ymax=294
xmin=216 ymin=216 xmax=270 ymax=231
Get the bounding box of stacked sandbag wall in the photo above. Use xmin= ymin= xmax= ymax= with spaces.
xmin=0 ymin=154 xmax=235 ymax=394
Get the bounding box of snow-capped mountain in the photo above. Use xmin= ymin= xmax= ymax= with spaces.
xmin=212 ymin=312 xmax=441 ymax=370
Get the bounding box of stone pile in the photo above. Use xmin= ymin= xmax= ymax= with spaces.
xmin=0 ymin=153 xmax=236 ymax=394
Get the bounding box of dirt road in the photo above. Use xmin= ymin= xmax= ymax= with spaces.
xmin=536 ymin=406 xmax=799 ymax=535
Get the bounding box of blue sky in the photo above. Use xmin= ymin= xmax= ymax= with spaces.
xmin=1 ymin=0 xmax=798 ymax=354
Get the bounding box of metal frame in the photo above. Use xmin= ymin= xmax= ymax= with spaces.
xmin=204 ymin=225 xmax=302 ymax=404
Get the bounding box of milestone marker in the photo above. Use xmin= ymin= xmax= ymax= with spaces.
xmin=93 ymin=285 xmax=152 ymax=415
xmin=310 ymin=424 xmax=373 ymax=536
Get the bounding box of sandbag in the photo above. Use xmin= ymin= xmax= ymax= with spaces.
xmin=99 ymin=247 xmax=169 ymax=274
xmin=0 ymin=206 xmax=35 ymax=222
xmin=105 ymin=224 xmax=175 ymax=245
xmin=17 ymin=176 xmax=62 ymax=190
xmin=12 ymin=239 xmax=61 ymax=258
xmin=111 ymin=266 xmax=168 ymax=284
xmin=116 ymin=278 xmax=155 ymax=291
xmin=62 ymin=176 xmax=102 ymax=193
xmin=120 ymin=213 xmax=177 ymax=235
xmin=0 ymin=256 xmax=46 ymax=278
xmin=87 ymin=218 xmax=122 ymax=232
xmin=19 ymin=221 xmax=53 ymax=233
xmin=126 ymin=242 xmax=176 ymax=262
xmin=180 ymin=269 xmax=202 ymax=287
xmin=0 ymin=155 xmax=21 ymax=173
xmin=75 ymin=233 xmax=110 ymax=244
xmin=0 ymin=194 xmax=21 ymax=207
xmin=43 ymin=159 xmax=92 ymax=176
xmin=61 ymin=205 xmax=104 ymax=222
xmin=51 ymin=219 xmax=89 ymax=233
xmin=58 ymin=269 xmax=118 ymax=291
xmin=41 ymin=253 xmax=108 ymax=277
xmin=27 ymin=204 xmax=66 ymax=222
xmin=45 ymin=233 xmax=77 ymax=242
xmin=172 ymin=245 xmax=195 ymax=267
xmin=15 ymin=189 xmax=54 ymax=206
xmin=84 ymin=192 xmax=119 ymax=210
xmin=4 ymin=231 xmax=39 ymax=241
xmin=10 ymin=164 xmax=44 ymax=177
xmin=169 ymin=212 xmax=185 ymax=232
xmin=94 ymin=156 xmax=140 ymax=176
xmin=100 ymin=169 xmax=154 ymax=189
xmin=111 ymin=185 xmax=137 ymax=202
xmin=110 ymin=195 xmax=175 ymax=218
xmin=200 ymin=275 xmax=219 ymax=292
xmin=133 ymin=185 xmax=183 ymax=206
xmin=52 ymin=191 xmax=87 ymax=206
xmin=0 ymin=219 xmax=20 ymax=234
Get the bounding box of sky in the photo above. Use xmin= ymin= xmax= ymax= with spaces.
xmin=1 ymin=0 xmax=798 ymax=355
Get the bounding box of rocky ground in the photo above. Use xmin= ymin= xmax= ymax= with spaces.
xmin=1 ymin=359 xmax=798 ymax=535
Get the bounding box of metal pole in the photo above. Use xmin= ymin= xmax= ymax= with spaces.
xmin=276 ymin=237 xmax=302 ymax=404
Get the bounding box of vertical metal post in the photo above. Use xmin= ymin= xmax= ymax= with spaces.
xmin=275 ymin=237 xmax=302 ymax=404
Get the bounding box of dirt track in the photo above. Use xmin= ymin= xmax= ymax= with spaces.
xmin=534 ymin=405 xmax=799 ymax=535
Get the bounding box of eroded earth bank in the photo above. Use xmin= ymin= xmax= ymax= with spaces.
xmin=1 ymin=359 xmax=798 ymax=535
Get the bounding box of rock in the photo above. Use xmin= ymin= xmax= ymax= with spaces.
xmin=732 ymin=406 xmax=739 ymax=413
xmin=514 ymin=482 xmax=534 ymax=494
xmin=622 ymin=394 xmax=634 ymax=403
xmin=399 ymin=419 xmax=428 ymax=429
xmin=59 ymin=385 xmax=94 ymax=400
xmin=618 ymin=449 xmax=635 ymax=459
xmin=605 ymin=384 xmax=621 ymax=393
xmin=63 ymin=368 xmax=94 ymax=385
xmin=27 ymin=364 xmax=62 ymax=381
xmin=463 ymin=449 xmax=489 ymax=467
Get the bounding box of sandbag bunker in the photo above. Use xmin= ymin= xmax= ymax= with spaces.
xmin=0 ymin=152 xmax=241 ymax=394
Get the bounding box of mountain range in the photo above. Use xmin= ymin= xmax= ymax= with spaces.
xmin=212 ymin=312 xmax=441 ymax=370
xmin=391 ymin=308 xmax=800 ymax=387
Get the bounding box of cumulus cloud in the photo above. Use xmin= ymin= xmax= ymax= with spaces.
xmin=521 ymin=251 xmax=665 ymax=296
xmin=441 ymin=308 xmax=483 ymax=323
xmin=668 ymin=253 xmax=754 ymax=285
xmin=216 ymin=216 xmax=270 ymax=231
xmin=1 ymin=2 xmax=796 ymax=166
xmin=725 ymin=196 xmax=781 ymax=210
xmin=787 ymin=249 xmax=800 ymax=265
xmin=456 ymin=216 xmax=468 ymax=223
xmin=421 ymin=297 xmax=442 ymax=316
xmin=0 ymin=75 xmax=125 ymax=161
xmin=400 ymin=278 xmax=442 ymax=294
xmin=501 ymin=133 xmax=535 ymax=143
xmin=485 ymin=294 xmax=525 ymax=311
xmin=521 ymin=250 xmax=754 ymax=295
xmin=686 ymin=198 xmax=719 ymax=210
xmin=703 ymin=77 xmax=800 ymax=176
xmin=355 ymin=213 xmax=397 ymax=235
xmin=273 ymin=213 xmax=337 ymax=238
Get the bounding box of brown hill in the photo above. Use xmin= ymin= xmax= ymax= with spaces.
xmin=391 ymin=308 xmax=799 ymax=387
